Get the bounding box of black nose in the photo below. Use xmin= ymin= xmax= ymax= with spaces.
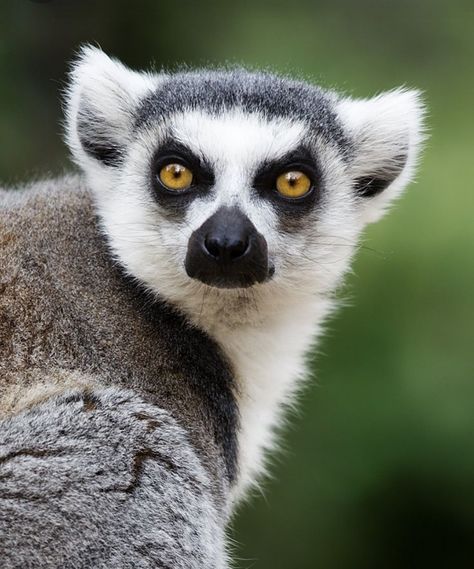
xmin=204 ymin=234 xmax=249 ymax=262
xmin=185 ymin=206 xmax=271 ymax=289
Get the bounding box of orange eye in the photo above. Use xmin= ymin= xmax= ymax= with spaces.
xmin=159 ymin=163 xmax=193 ymax=191
xmin=276 ymin=170 xmax=312 ymax=198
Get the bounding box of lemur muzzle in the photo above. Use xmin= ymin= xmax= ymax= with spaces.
xmin=185 ymin=206 xmax=270 ymax=288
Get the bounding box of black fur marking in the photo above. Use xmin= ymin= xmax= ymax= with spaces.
xmin=354 ymin=153 xmax=408 ymax=197
xmin=82 ymin=391 xmax=101 ymax=412
xmin=77 ymin=96 xmax=124 ymax=167
xmin=149 ymin=140 xmax=215 ymax=221
xmin=135 ymin=69 xmax=351 ymax=153
xmin=355 ymin=176 xmax=390 ymax=197
xmin=120 ymin=272 xmax=240 ymax=483
xmin=253 ymin=145 xmax=324 ymax=232
xmin=80 ymin=137 xmax=123 ymax=167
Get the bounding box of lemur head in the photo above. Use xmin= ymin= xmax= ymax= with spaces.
xmin=65 ymin=47 xmax=424 ymax=324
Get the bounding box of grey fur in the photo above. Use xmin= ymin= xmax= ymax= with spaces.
xmin=0 ymin=178 xmax=237 ymax=567
xmin=135 ymin=69 xmax=351 ymax=151
xmin=0 ymin=387 xmax=228 ymax=569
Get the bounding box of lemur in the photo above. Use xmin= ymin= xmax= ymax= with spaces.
xmin=0 ymin=47 xmax=424 ymax=568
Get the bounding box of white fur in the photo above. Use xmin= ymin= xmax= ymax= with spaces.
xmin=337 ymin=88 xmax=426 ymax=223
xmin=65 ymin=46 xmax=159 ymax=175
xmin=65 ymin=47 xmax=425 ymax=502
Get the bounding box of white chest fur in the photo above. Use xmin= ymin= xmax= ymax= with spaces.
xmin=201 ymin=295 xmax=333 ymax=501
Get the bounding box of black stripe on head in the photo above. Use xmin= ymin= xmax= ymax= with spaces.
xmin=135 ymin=69 xmax=352 ymax=155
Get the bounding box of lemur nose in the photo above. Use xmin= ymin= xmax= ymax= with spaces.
xmin=185 ymin=206 xmax=270 ymax=289
xmin=204 ymin=234 xmax=249 ymax=262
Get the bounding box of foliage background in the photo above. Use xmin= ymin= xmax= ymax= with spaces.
xmin=1 ymin=1 xmax=473 ymax=567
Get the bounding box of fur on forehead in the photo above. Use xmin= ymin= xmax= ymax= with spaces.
xmin=165 ymin=109 xmax=309 ymax=168
xmin=135 ymin=68 xmax=350 ymax=151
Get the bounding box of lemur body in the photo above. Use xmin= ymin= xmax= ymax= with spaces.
xmin=0 ymin=48 xmax=424 ymax=567
xmin=0 ymin=179 xmax=235 ymax=567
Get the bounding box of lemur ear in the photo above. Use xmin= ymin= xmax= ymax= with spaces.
xmin=65 ymin=46 xmax=156 ymax=168
xmin=337 ymin=89 xmax=426 ymax=223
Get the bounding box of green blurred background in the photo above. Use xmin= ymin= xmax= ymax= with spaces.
xmin=1 ymin=1 xmax=473 ymax=566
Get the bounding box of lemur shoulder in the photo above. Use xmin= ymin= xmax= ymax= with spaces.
xmin=0 ymin=47 xmax=425 ymax=568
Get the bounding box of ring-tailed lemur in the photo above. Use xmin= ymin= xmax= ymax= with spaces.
xmin=0 ymin=47 xmax=424 ymax=568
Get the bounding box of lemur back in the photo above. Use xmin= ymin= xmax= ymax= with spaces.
xmin=0 ymin=178 xmax=236 ymax=568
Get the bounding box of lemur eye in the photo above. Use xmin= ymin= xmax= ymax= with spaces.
xmin=276 ymin=171 xmax=312 ymax=198
xmin=159 ymin=163 xmax=193 ymax=191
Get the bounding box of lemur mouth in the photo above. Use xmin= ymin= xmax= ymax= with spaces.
xmin=185 ymin=206 xmax=272 ymax=289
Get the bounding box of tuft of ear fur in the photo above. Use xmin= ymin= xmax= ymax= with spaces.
xmin=64 ymin=45 xmax=157 ymax=169
xmin=337 ymin=89 xmax=426 ymax=223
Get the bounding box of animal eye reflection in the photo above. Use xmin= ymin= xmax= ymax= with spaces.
xmin=276 ymin=171 xmax=312 ymax=198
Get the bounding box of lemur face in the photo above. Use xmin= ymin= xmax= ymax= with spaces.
xmin=66 ymin=47 xmax=424 ymax=315
xmin=131 ymin=108 xmax=342 ymax=291
xmin=142 ymin=111 xmax=314 ymax=290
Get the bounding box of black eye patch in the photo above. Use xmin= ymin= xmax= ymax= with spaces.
xmin=150 ymin=140 xmax=215 ymax=221
xmin=252 ymin=146 xmax=323 ymax=231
